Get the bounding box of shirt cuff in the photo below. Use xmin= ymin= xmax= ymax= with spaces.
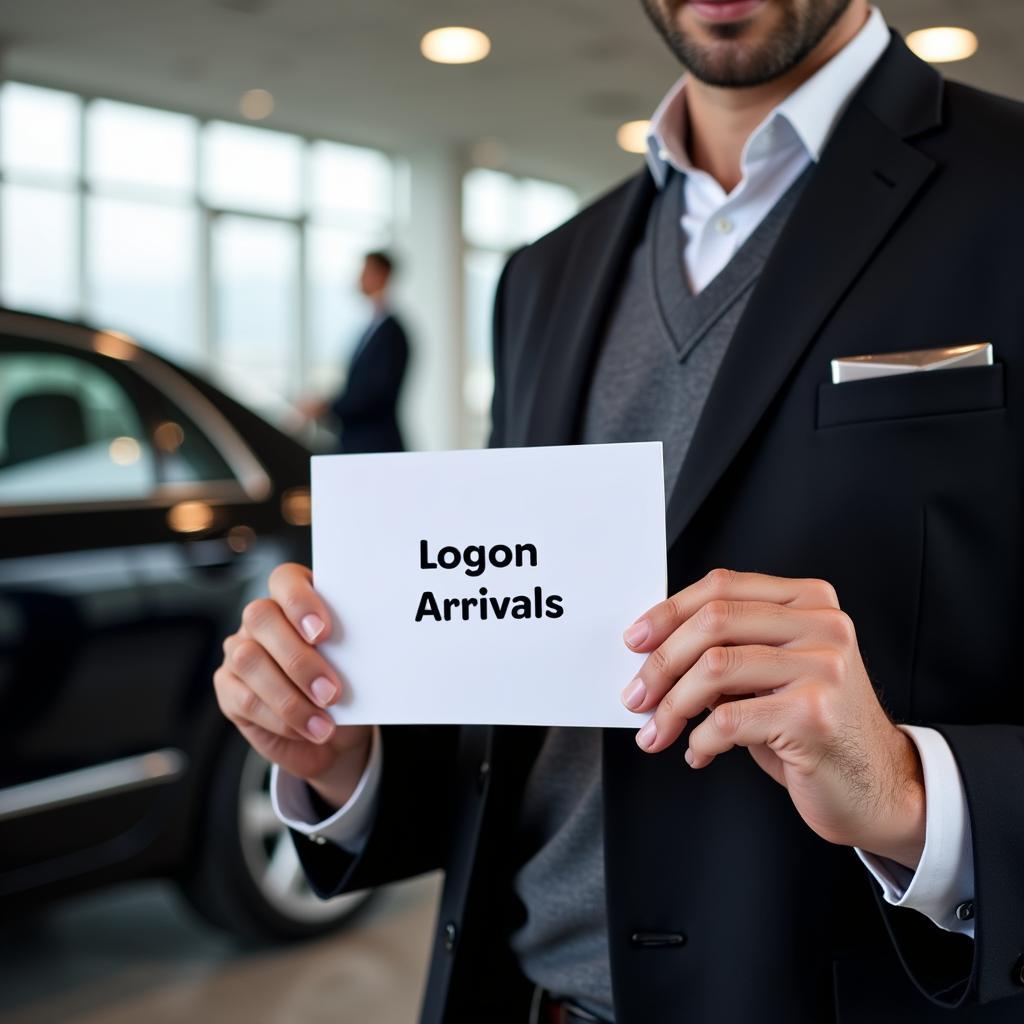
xmin=856 ymin=724 xmax=975 ymax=937
xmin=270 ymin=725 xmax=382 ymax=854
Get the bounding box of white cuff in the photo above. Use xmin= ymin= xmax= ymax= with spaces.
xmin=270 ymin=725 xmax=382 ymax=854
xmin=856 ymin=724 xmax=975 ymax=937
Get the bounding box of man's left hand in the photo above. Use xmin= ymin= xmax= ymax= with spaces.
xmin=621 ymin=569 xmax=926 ymax=869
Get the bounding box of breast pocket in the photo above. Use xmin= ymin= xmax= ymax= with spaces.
xmin=816 ymin=363 xmax=1005 ymax=429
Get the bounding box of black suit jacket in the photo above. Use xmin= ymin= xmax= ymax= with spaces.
xmin=331 ymin=313 xmax=409 ymax=453
xmin=294 ymin=35 xmax=1024 ymax=1022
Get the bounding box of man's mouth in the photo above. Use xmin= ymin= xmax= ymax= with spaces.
xmin=685 ymin=0 xmax=768 ymax=23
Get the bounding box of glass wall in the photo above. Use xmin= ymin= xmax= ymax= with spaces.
xmin=0 ymin=84 xmax=82 ymax=319
xmin=0 ymin=81 xmax=579 ymax=444
xmin=462 ymin=168 xmax=578 ymax=445
xmin=0 ymin=82 xmax=395 ymax=420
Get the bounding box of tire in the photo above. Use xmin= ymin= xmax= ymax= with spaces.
xmin=182 ymin=728 xmax=371 ymax=942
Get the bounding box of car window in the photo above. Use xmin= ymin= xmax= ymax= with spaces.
xmin=0 ymin=351 xmax=157 ymax=505
xmin=146 ymin=398 xmax=235 ymax=485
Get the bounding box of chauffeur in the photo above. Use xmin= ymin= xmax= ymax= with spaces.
xmin=214 ymin=0 xmax=1024 ymax=1020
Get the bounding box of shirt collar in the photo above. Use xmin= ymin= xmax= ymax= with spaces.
xmin=646 ymin=5 xmax=890 ymax=189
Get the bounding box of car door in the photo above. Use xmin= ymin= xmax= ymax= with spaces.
xmin=0 ymin=320 xmax=294 ymax=896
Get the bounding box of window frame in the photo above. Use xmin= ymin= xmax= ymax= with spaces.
xmin=0 ymin=80 xmax=401 ymax=408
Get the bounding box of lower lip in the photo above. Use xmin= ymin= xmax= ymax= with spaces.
xmin=687 ymin=0 xmax=766 ymax=22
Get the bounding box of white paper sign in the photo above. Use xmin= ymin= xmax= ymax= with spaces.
xmin=312 ymin=442 xmax=666 ymax=727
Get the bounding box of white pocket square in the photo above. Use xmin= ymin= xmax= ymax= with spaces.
xmin=830 ymin=342 xmax=993 ymax=384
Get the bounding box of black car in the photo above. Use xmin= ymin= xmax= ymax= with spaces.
xmin=0 ymin=308 xmax=365 ymax=940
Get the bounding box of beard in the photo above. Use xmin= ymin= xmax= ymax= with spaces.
xmin=641 ymin=0 xmax=854 ymax=87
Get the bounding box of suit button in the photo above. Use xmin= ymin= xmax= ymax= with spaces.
xmin=954 ymin=901 xmax=974 ymax=922
xmin=630 ymin=931 xmax=686 ymax=948
xmin=310 ymin=834 xmax=327 ymax=846
xmin=1013 ymin=955 xmax=1024 ymax=987
xmin=477 ymin=761 xmax=490 ymax=792
xmin=443 ymin=921 xmax=457 ymax=952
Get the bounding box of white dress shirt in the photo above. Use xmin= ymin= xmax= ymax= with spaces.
xmin=274 ymin=5 xmax=976 ymax=940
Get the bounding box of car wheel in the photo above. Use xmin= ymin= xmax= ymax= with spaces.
xmin=182 ymin=728 xmax=371 ymax=942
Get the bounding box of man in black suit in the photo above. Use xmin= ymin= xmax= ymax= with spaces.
xmin=214 ymin=1 xmax=1024 ymax=1020
xmin=318 ymin=250 xmax=409 ymax=453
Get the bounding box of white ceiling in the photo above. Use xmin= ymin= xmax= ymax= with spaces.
xmin=1 ymin=0 xmax=1022 ymax=198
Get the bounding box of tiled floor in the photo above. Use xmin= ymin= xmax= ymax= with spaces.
xmin=0 ymin=873 xmax=441 ymax=1024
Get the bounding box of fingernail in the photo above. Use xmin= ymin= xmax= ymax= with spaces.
xmin=307 ymin=715 xmax=333 ymax=741
xmin=623 ymin=619 xmax=650 ymax=648
xmin=684 ymin=748 xmax=695 ymax=767
xmin=301 ymin=614 xmax=325 ymax=643
xmin=311 ymin=676 xmax=337 ymax=706
xmin=636 ymin=719 xmax=657 ymax=750
xmin=621 ymin=677 xmax=647 ymax=710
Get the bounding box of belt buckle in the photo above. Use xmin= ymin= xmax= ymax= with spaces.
xmin=548 ymin=1001 xmax=569 ymax=1024
xmin=529 ymin=987 xmax=564 ymax=1024
xmin=530 ymin=988 xmax=600 ymax=1024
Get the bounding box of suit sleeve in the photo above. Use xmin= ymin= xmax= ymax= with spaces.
xmin=288 ymin=724 xmax=460 ymax=898
xmin=272 ymin=726 xmax=383 ymax=851
xmin=332 ymin=320 xmax=409 ymax=422
xmin=856 ymin=726 xmax=975 ymax=936
xmin=874 ymin=722 xmax=1024 ymax=1008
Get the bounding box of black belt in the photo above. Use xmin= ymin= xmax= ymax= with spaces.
xmin=530 ymin=987 xmax=609 ymax=1024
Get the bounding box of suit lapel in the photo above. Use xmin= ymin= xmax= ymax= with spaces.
xmin=517 ymin=37 xmax=943 ymax=549
xmin=351 ymin=314 xmax=387 ymax=367
xmin=523 ymin=172 xmax=657 ymax=447
xmin=664 ymin=37 xmax=943 ymax=550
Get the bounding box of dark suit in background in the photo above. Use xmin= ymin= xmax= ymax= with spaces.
xmin=292 ymin=35 xmax=1024 ymax=1023
xmin=330 ymin=312 xmax=409 ymax=453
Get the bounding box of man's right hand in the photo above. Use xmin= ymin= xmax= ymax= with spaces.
xmin=214 ymin=563 xmax=373 ymax=811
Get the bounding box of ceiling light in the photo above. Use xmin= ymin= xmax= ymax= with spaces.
xmin=906 ymin=26 xmax=977 ymax=64
xmin=240 ymin=88 xmax=274 ymax=120
xmin=616 ymin=120 xmax=651 ymax=155
xmin=420 ymin=27 xmax=491 ymax=65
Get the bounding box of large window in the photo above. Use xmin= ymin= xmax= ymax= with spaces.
xmin=1 ymin=182 xmax=80 ymax=318
xmin=211 ymin=214 xmax=300 ymax=407
xmin=462 ymin=169 xmax=578 ymax=445
xmin=86 ymin=196 xmax=201 ymax=364
xmin=87 ymin=99 xmax=196 ymax=195
xmin=0 ymin=82 xmax=397 ymax=421
xmin=202 ymin=121 xmax=303 ymax=217
xmin=0 ymin=81 xmax=581 ymax=446
xmin=305 ymin=141 xmax=392 ymax=397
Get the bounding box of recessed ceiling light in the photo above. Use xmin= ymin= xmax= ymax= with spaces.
xmin=240 ymin=88 xmax=274 ymax=120
xmin=906 ymin=26 xmax=977 ymax=63
xmin=616 ymin=120 xmax=651 ymax=155
xmin=420 ymin=27 xmax=491 ymax=65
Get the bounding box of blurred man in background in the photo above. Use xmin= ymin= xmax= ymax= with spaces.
xmin=306 ymin=251 xmax=409 ymax=453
